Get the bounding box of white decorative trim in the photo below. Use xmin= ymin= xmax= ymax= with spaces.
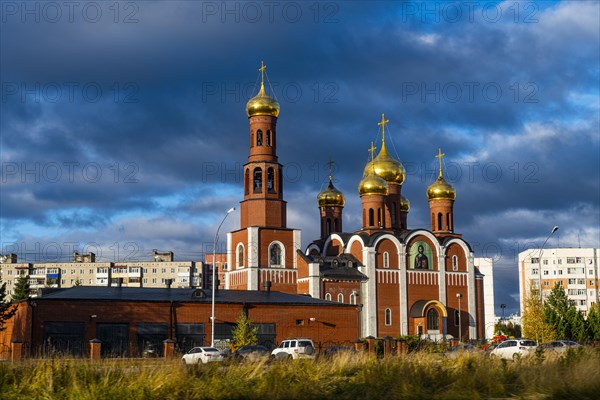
xmin=293 ymin=229 xmax=301 ymax=268
xmin=323 ymin=233 xmax=346 ymax=256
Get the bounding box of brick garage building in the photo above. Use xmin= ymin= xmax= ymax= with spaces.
xmin=1 ymin=286 xmax=358 ymax=359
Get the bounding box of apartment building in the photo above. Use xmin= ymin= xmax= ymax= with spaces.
xmin=518 ymin=247 xmax=599 ymax=316
xmin=0 ymin=250 xmax=202 ymax=299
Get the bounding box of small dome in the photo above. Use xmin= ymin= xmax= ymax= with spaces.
xmin=246 ymin=83 xmax=280 ymax=118
xmin=400 ymin=195 xmax=410 ymax=212
xmin=359 ymin=168 xmax=389 ymax=196
xmin=427 ymin=176 xmax=456 ymax=200
xmin=363 ymin=141 xmax=405 ymax=185
xmin=318 ymin=180 xmax=345 ymax=207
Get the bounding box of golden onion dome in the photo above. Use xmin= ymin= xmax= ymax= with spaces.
xmin=358 ymin=167 xmax=389 ymax=196
xmin=363 ymin=141 xmax=405 ymax=185
xmin=400 ymin=195 xmax=410 ymax=212
xmin=246 ymin=82 xmax=280 ymax=118
xmin=318 ymin=179 xmax=345 ymax=207
xmin=427 ymin=176 xmax=456 ymax=200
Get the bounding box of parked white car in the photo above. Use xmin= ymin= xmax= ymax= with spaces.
xmin=490 ymin=339 xmax=537 ymax=360
xmin=271 ymin=339 xmax=315 ymax=360
xmin=182 ymin=347 xmax=224 ymax=364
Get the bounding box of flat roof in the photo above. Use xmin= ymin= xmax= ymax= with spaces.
xmin=37 ymin=286 xmax=353 ymax=306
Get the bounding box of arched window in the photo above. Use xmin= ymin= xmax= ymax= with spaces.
xmin=452 ymin=255 xmax=458 ymax=271
xmin=369 ymin=209 xmax=374 ymax=226
xmin=269 ymin=242 xmax=282 ymax=267
xmin=237 ymin=244 xmax=245 ymax=268
xmin=427 ymin=308 xmax=439 ymax=331
xmin=383 ymin=252 xmax=389 ymax=268
xmin=446 ymin=213 xmax=450 ymax=231
xmin=377 ymin=208 xmax=382 ymax=226
xmin=266 ymin=130 xmax=271 ymax=146
xmin=390 ymin=203 xmax=397 ymax=225
xmin=437 ymin=213 xmax=443 ymax=231
xmin=267 ymin=168 xmax=275 ymax=193
xmin=325 ymin=293 xmax=331 ymax=301
xmin=349 ymin=292 xmax=356 ymax=305
xmin=337 ymin=293 xmax=344 ymax=303
xmin=244 ymin=169 xmax=249 ymax=195
xmin=256 ymin=130 xmax=263 ymax=146
xmin=334 ymin=218 xmax=339 ymax=232
xmin=454 ymin=310 xmax=460 ymax=326
xmin=385 ymin=308 xmax=392 ymax=326
xmin=253 ymin=168 xmax=262 ymax=193
xmin=326 ymin=219 xmax=331 ymax=236
xmin=250 ymin=132 xmax=254 ymax=147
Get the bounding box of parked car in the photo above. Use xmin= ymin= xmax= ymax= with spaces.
xmin=232 ymin=345 xmax=271 ymax=361
xmin=271 ymin=339 xmax=315 ymax=360
xmin=181 ymin=347 xmax=224 ymax=364
xmin=446 ymin=343 xmax=479 ymax=358
xmin=490 ymin=339 xmax=537 ymax=360
xmin=142 ymin=343 xmax=161 ymax=358
xmin=539 ymin=340 xmax=581 ymax=353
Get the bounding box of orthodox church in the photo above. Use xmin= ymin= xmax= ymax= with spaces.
xmin=225 ymin=65 xmax=486 ymax=340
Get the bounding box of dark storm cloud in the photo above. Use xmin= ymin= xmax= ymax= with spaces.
xmin=1 ymin=1 xmax=598 ymax=314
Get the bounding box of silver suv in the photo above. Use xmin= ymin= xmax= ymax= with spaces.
xmin=271 ymin=338 xmax=316 ymax=360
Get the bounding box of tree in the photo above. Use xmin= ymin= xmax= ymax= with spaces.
xmin=543 ymin=283 xmax=573 ymax=339
xmin=0 ymin=278 xmax=17 ymax=332
xmin=587 ymin=303 xmax=600 ymax=339
xmin=494 ymin=321 xmax=522 ymax=338
xmin=12 ymin=274 xmax=30 ymax=302
xmin=567 ymin=307 xmax=589 ymax=344
xmin=231 ymin=312 xmax=258 ymax=350
xmin=522 ymin=282 xmax=554 ymax=343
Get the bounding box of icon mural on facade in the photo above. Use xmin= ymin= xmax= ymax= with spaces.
xmin=410 ymin=241 xmax=433 ymax=270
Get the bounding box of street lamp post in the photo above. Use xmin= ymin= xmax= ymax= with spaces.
xmin=500 ymin=304 xmax=506 ymax=321
xmin=456 ymin=293 xmax=462 ymax=343
xmin=537 ymin=226 xmax=559 ymax=300
xmin=211 ymin=207 xmax=235 ymax=347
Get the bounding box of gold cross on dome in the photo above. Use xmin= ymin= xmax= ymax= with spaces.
xmin=436 ymin=148 xmax=445 ymax=178
xmin=368 ymin=142 xmax=377 ymax=162
xmin=378 ymin=114 xmax=390 ymax=143
xmin=259 ymin=61 xmax=267 ymax=85
xmin=327 ymin=158 xmax=334 ymax=181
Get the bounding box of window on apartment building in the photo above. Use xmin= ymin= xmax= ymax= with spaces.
xmin=385 ymin=308 xmax=392 ymax=326
xmin=544 ymin=281 xmax=549 ymax=286
xmin=542 ymin=259 xmax=548 ymax=265
xmin=558 ymin=270 xmax=563 ymax=275
xmin=171 ymin=268 xmax=175 ymax=274
xmin=576 ymin=257 xmax=582 ymax=263
xmin=589 ymin=270 xmax=594 ymax=275
xmin=543 ymin=270 xmax=549 ymax=275
xmin=383 ymin=252 xmax=389 ymax=268
xmin=152 ymin=278 xmax=157 ymax=284
xmin=590 ymin=281 xmax=595 ymax=286
xmin=7 ymin=270 xmax=11 ymax=275
xmin=161 ymin=268 xmax=166 ymax=274
xmin=70 ymin=269 xmax=75 ymax=274
xmin=337 ymin=293 xmax=344 ymax=303
xmin=152 ymin=268 xmax=157 ymax=274
xmin=143 ymin=278 xmax=147 ymax=284
xmin=143 ymin=268 xmax=147 ymax=273
xmin=579 ymin=300 xmax=586 ymax=306
xmin=558 ymin=259 xmax=562 ymax=264
xmin=532 ymin=269 xmax=539 ymax=275
xmin=61 ymin=279 xmax=65 ymax=284
xmin=531 ymin=258 xmax=539 ymax=264
xmin=567 ymin=258 xmax=576 ymax=264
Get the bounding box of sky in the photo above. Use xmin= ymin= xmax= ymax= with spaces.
xmin=1 ymin=0 xmax=599 ymax=315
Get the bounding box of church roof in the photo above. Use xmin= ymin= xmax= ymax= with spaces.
xmin=304 ymin=253 xmax=367 ymax=281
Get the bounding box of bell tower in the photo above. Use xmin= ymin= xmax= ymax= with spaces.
xmin=240 ymin=61 xmax=286 ymax=229
xmin=317 ymin=160 xmax=345 ymax=239
xmin=226 ymin=62 xmax=301 ymax=294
